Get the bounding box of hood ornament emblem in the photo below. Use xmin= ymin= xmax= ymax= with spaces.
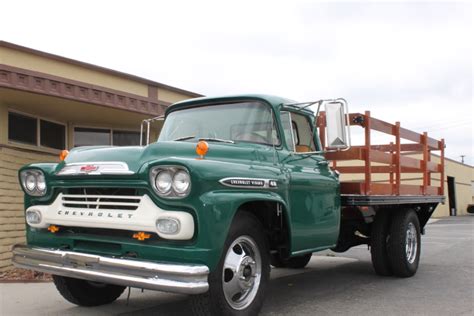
xmin=57 ymin=162 xmax=134 ymax=176
xmin=80 ymin=165 xmax=99 ymax=173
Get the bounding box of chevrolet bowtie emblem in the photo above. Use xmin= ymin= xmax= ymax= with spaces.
xmin=80 ymin=165 xmax=99 ymax=173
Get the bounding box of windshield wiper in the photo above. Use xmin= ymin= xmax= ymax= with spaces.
xmin=173 ymin=135 xmax=196 ymax=141
xmin=199 ymin=137 xmax=235 ymax=144
xmin=173 ymin=136 xmax=234 ymax=144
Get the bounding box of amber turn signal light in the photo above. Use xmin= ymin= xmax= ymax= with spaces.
xmin=133 ymin=232 xmax=151 ymax=241
xmin=196 ymin=141 xmax=209 ymax=158
xmin=48 ymin=225 xmax=60 ymax=233
xmin=59 ymin=150 xmax=69 ymax=161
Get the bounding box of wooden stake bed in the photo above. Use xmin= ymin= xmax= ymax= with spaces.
xmin=317 ymin=111 xmax=445 ymax=206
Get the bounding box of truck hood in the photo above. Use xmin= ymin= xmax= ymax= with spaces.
xmin=59 ymin=141 xmax=263 ymax=175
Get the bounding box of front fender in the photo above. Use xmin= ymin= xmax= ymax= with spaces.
xmin=197 ymin=190 xmax=288 ymax=271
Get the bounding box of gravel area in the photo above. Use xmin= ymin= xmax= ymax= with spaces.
xmin=0 ymin=268 xmax=52 ymax=282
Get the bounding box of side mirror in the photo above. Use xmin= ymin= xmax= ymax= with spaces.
xmin=324 ymin=99 xmax=350 ymax=150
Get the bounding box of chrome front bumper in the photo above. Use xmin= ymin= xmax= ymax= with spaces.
xmin=12 ymin=244 xmax=209 ymax=295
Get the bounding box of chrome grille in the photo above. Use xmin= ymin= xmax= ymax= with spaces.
xmin=62 ymin=188 xmax=141 ymax=211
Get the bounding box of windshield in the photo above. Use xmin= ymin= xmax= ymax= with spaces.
xmin=158 ymin=102 xmax=279 ymax=145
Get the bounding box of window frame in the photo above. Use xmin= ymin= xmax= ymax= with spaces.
xmin=280 ymin=110 xmax=320 ymax=152
xmin=7 ymin=109 xmax=68 ymax=152
xmin=161 ymin=100 xmax=282 ymax=147
xmin=72 ymin=124 xmax=142 ymax=147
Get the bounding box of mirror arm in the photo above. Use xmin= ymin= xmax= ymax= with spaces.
xmin=139 ymin=115 xmax=165 ymax=146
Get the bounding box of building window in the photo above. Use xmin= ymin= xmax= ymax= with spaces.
xmin=74 ymin=128 xmax=141 ymax=147
xmin=8 ymin=112 xmax=67 ymax=150
xmin=40 ymin=120 xmax=66 ymax=150
xmin=8 ymin=112 xmax=37 ymax=145
xmin=74 ymin=128 xmax=111 ymax=147
xmin=113 ymin=130 xmax=141 ymax=146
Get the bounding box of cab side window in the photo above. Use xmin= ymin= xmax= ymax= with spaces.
xmin=280 ymin=111 xmax=316 ymax=152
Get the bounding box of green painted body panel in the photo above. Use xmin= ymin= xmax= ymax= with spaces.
xmin=19 ymin=94 xmax=341 ymax=272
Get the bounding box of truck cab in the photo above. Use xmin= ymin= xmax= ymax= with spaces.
xmin=13 ymin=94 xmax=443 ymax=315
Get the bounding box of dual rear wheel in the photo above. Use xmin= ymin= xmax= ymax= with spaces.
xmin=370 ymin=208 xmax=421 ymax=277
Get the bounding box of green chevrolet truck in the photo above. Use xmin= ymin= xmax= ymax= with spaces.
xmin=13 ymin=94 xmax=445 ymax=315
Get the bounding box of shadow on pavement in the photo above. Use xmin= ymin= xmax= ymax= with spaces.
xmin=118 ymin=257 xmax=389 ymax=316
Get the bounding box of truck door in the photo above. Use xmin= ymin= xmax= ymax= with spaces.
xmin=280 ymin=111 xmax=340 ymax=253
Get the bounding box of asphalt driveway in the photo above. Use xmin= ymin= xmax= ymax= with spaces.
xmin=1 ymin=216 xmax=473 ymax=315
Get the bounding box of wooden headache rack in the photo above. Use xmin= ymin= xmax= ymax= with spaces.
xmin=317 ymin=111 xmax=445 ymax=197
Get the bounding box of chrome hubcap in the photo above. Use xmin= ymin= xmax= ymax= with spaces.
xmin=222 ymin=236 xmax=262 ymax=310
xmin=405 ymin=222 xmax=418 ymax=264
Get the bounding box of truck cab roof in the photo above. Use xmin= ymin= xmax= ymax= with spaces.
xmin=166 ymin=94 xmax=316 ymax=117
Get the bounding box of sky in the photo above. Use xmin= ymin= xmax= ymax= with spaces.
xmin=1 ymin=0 xmax=473 ymax=165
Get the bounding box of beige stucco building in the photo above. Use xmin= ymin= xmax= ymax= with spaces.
xmin=0 ymin=41 xmax=201 ymax=270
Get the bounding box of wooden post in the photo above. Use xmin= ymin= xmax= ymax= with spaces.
xmin=394 ymin=122 xmax=401 ymax=195
xmin=440 ymin=139 xmax=445 ymax=196
xmin=389 ymin=141 xmax=394 ymax=191
xmin=422 ymin=132 xmax=429 ymax=195
xmin=364 ymin=111 xmax=371 ymax=195
xmin=427 ymin=149 xmax=431 ymax=186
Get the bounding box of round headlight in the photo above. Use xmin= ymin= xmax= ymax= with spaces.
xmin=37 ymin=174 xmax=46 ymax=192
xmin=20 ymin=170 xmax=47 ymax=196
xmin=155 ymin=170 xmax=173 ymax=194
xmin=25 ymin=174 xmax=37 ymax=192
xmin=172 ymin=170 xmax=190 ymax=195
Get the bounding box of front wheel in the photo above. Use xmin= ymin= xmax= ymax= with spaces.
xmin=191 ymin=212 xmax=270 ymax=316
xmin=387 ymin=209 xmax=421 ymax=277
xmin=52 ymin=275 xmax=126 ymax=306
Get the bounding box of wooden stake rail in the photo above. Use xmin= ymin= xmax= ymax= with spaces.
xmin=317 ymin=111 xmax=445 ymax=196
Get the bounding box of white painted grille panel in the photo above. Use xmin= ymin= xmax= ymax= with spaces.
xmin=26 ymin=194 xmax=195 ymax=240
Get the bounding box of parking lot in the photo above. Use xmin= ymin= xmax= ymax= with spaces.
xmin=1 ymin=216 xmax=473 ymax=316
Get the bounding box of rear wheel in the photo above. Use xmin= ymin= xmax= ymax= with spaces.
xmin=387 ymin=209 xmax=421 ymax=277
xmin=52 ymin=275 xmax=125 ymax=306
xmin=191 ymin=212 xmax=270 ymax=315
xmin=271 ymin=253 xmax=312 ymax=269
xmin=370 ymin=209 xmax=393 ymax=276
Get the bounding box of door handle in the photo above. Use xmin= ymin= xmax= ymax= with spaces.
xmin=318 ymin=160 xmax=328 ymax=166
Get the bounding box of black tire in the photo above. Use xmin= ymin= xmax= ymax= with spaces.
xmin=271 ymin=253 xmax=312 ymax=269
xmin=387 ymin=209 xmax=421 ymax=277
xmin=191 ymin=212 xmax=270 ymax=316
xmin=370 ymin=209 xmax=393 ymax=276
xmin=52 ymin=275 xmax=126 ymax=306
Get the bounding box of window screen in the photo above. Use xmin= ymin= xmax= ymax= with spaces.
xmin=40 ymin=120 xmax=66 ymax=150
xmin=8 ymin=112 xmax=37 ymax=145
xmin=74 ymin=128 xmax=110 ymax=147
